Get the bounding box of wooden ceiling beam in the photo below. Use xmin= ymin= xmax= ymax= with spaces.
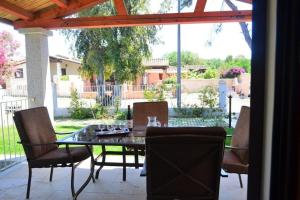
xmin=14 ymin=10 xmax=252 ymax=29
xmin=50 ymin=0 xmax=68 ymax=8
xmin=236 ymin=0 xmax=252 ymax=4
xmin=34 ymin=0 xmax=108 ymax=20
xmin=0 ymin=17 xmax=12 ymax=25
xmin=113 ymin=0 xmax=127 ymax=15
xmin=0 ymin=0 xmax=33 ymax=20
xmin=194 ymin=0 xmax=207 ymax=13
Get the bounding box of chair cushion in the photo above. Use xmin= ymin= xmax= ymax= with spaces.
xmin=30 ymin=146 xmax=90 ymax=168
xmin=14 ymin=107 xmax=58 ymax=160
xmin=222 ymin=150 xmax=248 ymax=174
xmin=231 ymin=106 xmax=250 ymax=164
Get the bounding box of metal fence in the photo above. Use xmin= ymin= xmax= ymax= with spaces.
xmin=0 ymin=86 xmax=27 ymax=98
xmin=0 ymin=98 xmax=28 ymax=170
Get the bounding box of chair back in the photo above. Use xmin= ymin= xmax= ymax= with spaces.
xmin=146 ymin=127 xmax=226 ymax=200
xmin=231 ymin=106 xmax=250 ymax=164
xmin=133 ymin=101 xmax=168 ymax=128
xmin=13 ymin=107 xmax=58 ymax=160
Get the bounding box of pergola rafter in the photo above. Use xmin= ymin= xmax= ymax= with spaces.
xmin=194 ymin=0 xmax=207 ymax=13
xmin=113 ymin=0 xmax=128 ymax=16
xmin=0 ymin=0 xmax=33 ymax=20
xmin=14 ymin=10 xmax=252 ymax=29
xmin=50 ymin=0 xmax=68 ymax=8
xmin=236 ymin=0 xmax=252 ymax=4
xmin=0 ymin=0 xmax=252 ymax=30
xmin=33 ymin=0 xmax=108 ymax=20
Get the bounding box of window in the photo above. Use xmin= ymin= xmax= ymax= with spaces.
xmin=61 ymin=68 xmax=67 ymax=76
xmin=14 ymin=68 xmax=24 ymax=78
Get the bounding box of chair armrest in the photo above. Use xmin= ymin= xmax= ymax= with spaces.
xmin=225 ymin=145 xmax=248 ymax=150
xmin=55 ymin=132 xmax=73 ymax=135
xmin=17 ymin=141 xmax=57 ymax=146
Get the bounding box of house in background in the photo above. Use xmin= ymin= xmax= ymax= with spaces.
xmin=8 ymin=55 xmax=84 ymax=95
xmin=133 ymin=58 xmax=208 ymax=86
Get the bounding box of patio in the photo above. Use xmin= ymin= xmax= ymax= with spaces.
xmin=0 ymin=155 xmax=247 ymax=200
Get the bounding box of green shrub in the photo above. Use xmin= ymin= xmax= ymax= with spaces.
xmin=144 ymin=89 xmax=157 ymax=102
xmin=144 ymin=85 xmax=166 ymax=102
xmin=163 ymin=77 xmax=176 ymax=85
xmin=68 ymin=89 xmax=92 ymax=119
xmin=174 ymin=104 xmax=204 ymax=118
xmin=203 ymin=68 xmax=218 ymax=79
xmin=115 ymin=110 xmax=127 ymax=120
xmin=199 ymin=86 xmax=218 ymax=108
xmin=114 ymin=97 xmax=121 ymax=113
xmin=60 ymin=75 xmax=69 ymax=81
xmin=91 ymin=103 xmax=108 ymax=119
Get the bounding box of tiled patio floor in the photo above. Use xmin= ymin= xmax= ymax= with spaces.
xmin=0 ymin=156 xmax=247 ymax=200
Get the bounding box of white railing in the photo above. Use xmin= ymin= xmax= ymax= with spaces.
xmin=0 ymin=86 xmax=27 ymax=101
xmin=0 ymin=98 xmax=28 ymax=170
xmin=142 ymin=58 xmax=169 ymax=66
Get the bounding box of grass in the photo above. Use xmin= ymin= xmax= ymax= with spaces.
xmin=0 ymin=122 xmax=234 ymax=156
xmin=225 ymin=127 xmax=234 ymax=146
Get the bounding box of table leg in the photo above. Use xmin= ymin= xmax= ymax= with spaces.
xmin=95 ymin=145 xmax=106 ymax=179
xmin=134 ymin=147 xmax=139 ymax=169
xmin=122 ymin=146 xmax=126 ymax=181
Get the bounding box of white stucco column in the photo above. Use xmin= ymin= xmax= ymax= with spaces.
xmin=19 ymin=28 xmax=54 ymax=120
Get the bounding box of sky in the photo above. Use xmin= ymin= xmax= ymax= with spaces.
xmin=0 ymin=0 xmax=251 ymax=60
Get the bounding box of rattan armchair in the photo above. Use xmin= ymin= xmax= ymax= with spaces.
xmin=13 ymin=107 xmax=94 ymax=199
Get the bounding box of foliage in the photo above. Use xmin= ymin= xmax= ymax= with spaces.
xmin=203 ymin=68 xmax=218 ymax=79
xmin=114 ymin=97 xmax=121 ymax=113
xmin=63 ymin=0 xmax=160 ymax=83
xmin=164 ymin=51 xmax=204 ymax=66
xmin=115 ymin=110 xmax=127 ymax=120
xmin=199 ymin=86 xmax=218 ymax=108
xmin=68 ymin=89 xmax=92 ymax=119
xmin=0 ymin=31 xmax=20 ymax=86
xmin=173 ymin=104 xmax=204 ymax=118
xmin=91 ymin=103 xmax=108 ymax=119
xmin=203 ymin=58 xmax=223 ymax=69
xmin=60 ymin=75 xmax=69 ymax=81
xmin=164 ymin=52 xmax=250 ymax=74
xmin=222 ymin=67 xmax=245 ymax=78
xmin=162 ymin=76 xmax=176 ymax=85
xmin=144 ymin=86 xmax=165 ymax=102
xmin=182 ymin=70 xmax=204 ymax=79
xmin=223 ymin=55 xmax=251 ymax=73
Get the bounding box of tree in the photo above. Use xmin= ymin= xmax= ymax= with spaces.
xmin=203 ymin=58 xmax=224 ymax=69
xmin=165 ymin=51 xmax=204 ymax=66
xmin=224 ymin=0 xmax=252 ymax=49
xmin=224 ymin=55 xmax=251 ymax=72
xmin=0 ymin=31 xmax=20 ymax=87
xmin=206 ymin=0 xmax=252 ymax=49
xmin=63 ymin=0 xmax=160 ymax=84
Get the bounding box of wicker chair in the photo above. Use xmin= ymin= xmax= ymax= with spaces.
xmin=13 ymin=107 xmax=94 ymax=199
xmin=146 ymin=127 xmax=226 ymax=200
xmin=222 ymin=106 xmax=250 ymax=188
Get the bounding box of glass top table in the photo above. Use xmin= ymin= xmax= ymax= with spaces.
xmin=56 ymin=124 xmax=145 ymax=146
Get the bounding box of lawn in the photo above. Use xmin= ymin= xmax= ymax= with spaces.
xmin=0 ymin=120 xmax=234 ymax=156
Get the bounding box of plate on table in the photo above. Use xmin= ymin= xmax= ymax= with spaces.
xmin=95 ymin=128 xmax=130 ymax=137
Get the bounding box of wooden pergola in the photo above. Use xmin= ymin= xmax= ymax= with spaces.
xmin=0 ymin=0 xmax=252 ymax=29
